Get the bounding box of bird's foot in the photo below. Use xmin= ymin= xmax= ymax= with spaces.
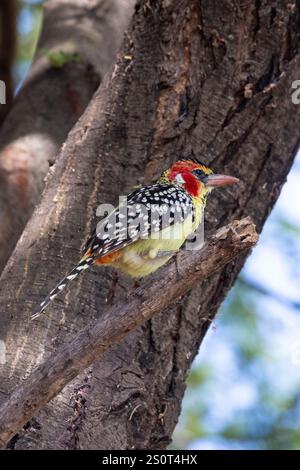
xmin=154 ymin=250 xmax=184 ymax=278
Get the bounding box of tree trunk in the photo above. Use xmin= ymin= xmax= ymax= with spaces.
xmin=0 ymin=0 xmax=299 ymax=450
xmin=0 ymin=0 xmax=134 ymax=274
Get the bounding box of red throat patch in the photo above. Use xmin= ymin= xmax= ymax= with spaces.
xmin=181 ymin=172 xmax=202 ymax=197
xmin=169 ymin=167 xmax=202 ymax=197
xmin=168 ymin=161 xmax=205 ymax=197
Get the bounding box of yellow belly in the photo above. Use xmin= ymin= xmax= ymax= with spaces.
xmin=112 ymin=204 xmax=202 ymax=277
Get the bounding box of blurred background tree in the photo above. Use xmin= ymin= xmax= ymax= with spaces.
xmin=0 ymin=0 xmax=42 ymax=122
xmin=14 ymin=0 xmax=43 ymax=90
xmin=4 ymin=0 xmax=300 ymax=450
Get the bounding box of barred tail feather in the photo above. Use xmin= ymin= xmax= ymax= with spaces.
xmin=31 ymin=256 xmax=94 ymax=320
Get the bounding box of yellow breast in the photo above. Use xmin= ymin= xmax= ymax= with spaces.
xmin=112 ymin=197 xmax=203 ymax=277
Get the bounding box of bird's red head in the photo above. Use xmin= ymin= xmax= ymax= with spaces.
xmin=161 ymin=158 xmax=239 ymax=198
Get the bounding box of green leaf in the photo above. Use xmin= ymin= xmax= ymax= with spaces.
xmin=47 ymin=51 xmax=82 ymax=69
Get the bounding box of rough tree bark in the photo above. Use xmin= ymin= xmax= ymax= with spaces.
xmin=0 ymin=0 xmax=134 ymax=274
xmin=0 ymin=0 xmax=299 ymax=450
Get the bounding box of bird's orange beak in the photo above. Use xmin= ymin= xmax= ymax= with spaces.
xmin=206 ymin=174 xmax=239 ymax=187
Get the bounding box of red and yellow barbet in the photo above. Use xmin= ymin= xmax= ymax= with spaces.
xmin=32 ymin=158 xmax=239 ymax=319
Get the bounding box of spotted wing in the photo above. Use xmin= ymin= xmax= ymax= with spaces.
xmin=86 ymin=183 xmax=195 ymax=259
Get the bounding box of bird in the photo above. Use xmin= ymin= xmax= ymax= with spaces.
xmin=31 ymin=158 xmax=239 ymax=319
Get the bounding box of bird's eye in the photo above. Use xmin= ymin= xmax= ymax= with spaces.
xmin=192 ymin=169 xmax=207 ymax=182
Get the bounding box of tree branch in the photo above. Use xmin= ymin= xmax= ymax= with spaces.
xmin=0 ymin=217 xmax=258 ymax=448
